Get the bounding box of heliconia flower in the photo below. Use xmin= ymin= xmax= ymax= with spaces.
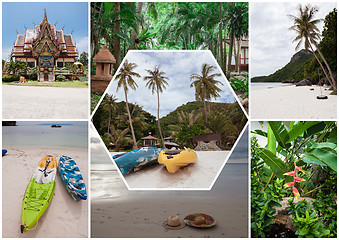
xmin=284 ymin=182 xmax=294 ymax=188
xmin=293 ymin=187 xmax=300 ymax=199
xmin=283 ymin=171 xmax=295 ymax=176
xmin=294 ymin=177 xmax=306 ymax=182
xmin=295 ymin=166 xmax=306 ymax=174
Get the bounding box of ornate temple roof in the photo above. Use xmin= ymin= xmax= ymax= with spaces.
xmin=12 ymin=9 xmax=78 ymax=59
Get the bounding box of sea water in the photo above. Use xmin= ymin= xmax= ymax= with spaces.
xmin=251 ymin=82 xmax=293 ymax=91
xmin=2 ymin=123 xmax=88 ymax=149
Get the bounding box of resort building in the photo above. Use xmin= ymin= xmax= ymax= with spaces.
xmin=11 ymin=9 xmax=78 ymax=81
xmin=230 ymin=37 xmax=249 ymax=72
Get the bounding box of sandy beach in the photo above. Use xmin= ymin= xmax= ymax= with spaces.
xmin=90 ymin=127 xmax=249 ymax=238
xmin=2 ymin=85 xmax=88 ymax=119
xmin=91 ymin=162 xmax=248 ymax=238
xmin=251 ymin=85 xmax=337 ymax=119
xmin=2 ymin=146 xmax=88 ymax=238
xmin=113 ymin=151 xmax=230 ymax=189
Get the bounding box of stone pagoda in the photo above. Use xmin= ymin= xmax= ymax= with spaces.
xmin=91 ymin=45 xmax=116 ymax=94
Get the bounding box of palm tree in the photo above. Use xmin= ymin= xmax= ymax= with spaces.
xmin=114 ymin=60 xmax=141 ymax=149
xmin=144 ymin=65 xmax=169 ymax=148
xmin=178 ymin=110 xmax=201 ymax=127
xmin=224 ymin=2 xmax=248 ymax=79
xmin=289 ymin=4 xmax=336 ymax=91
xmin=101 ymin=94 xmax=117 ymax=134
xmin=190 ymin=63 xmax=223 ymax=124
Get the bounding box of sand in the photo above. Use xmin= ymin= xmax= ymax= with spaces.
xmin=2 ymin=146 xmax=88 ymax=238
xmin=2 ymin=85 xmax=88 ymax=119
xmin=251 ymin=85 xmax=337 ymax=119
xmin=112 ymin=151 xmax=230 ymax=189
xmin=91 ymin=162 xmax=248 ymax=238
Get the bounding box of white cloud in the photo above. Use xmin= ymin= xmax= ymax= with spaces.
xmin=251 ymin=2 xmax=337 ymax=77
xmin=75 ymin=35 xmax=89 ymax=54
xmin=2 ymin=48 xmax=12 ymax=61
xmin=107 ymin=51 xmax=236 ymax=117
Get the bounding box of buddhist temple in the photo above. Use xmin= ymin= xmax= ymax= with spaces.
xmin=11 ymin=9 xmax=78 ymax=81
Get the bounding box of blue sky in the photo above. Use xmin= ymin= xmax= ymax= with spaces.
xmin=107 ymin=51 xmax=237 ymax=118
xmin=2 ymin=2 xmax=88 ymax=61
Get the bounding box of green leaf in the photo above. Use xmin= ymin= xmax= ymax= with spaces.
xmin=307 ymin=142 xmax=337 ymax=152
xmin=300 ymin=181 xmax=314 ymax=188
xmin=267 ymin=124 xmax=276 ymax=155
xmin=251 ymin=129 xmax=267 ymax=138
xmin=303 ymin=122 xmax=327 ymax=138
xmin=258 ymin=148 xmax=288 ymax=178
xmin=298 ymin=226 xmax=310 ymax=236
xmin=301 ymin=155 xmax=326 ymax=166
xmin=304 ymin=148 xmax=337 ymax=172
xmin=268 ymin=122 xmax=291 ymax=149
xmin=288 ymin=121 xmax=320 ymax=143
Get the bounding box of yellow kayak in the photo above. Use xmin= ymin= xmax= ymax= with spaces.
xmin=158 ymin=149 xmax=197 ymax=173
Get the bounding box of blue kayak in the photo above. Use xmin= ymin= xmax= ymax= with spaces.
xmin=58 ymin=156 xmax=87 ymax=201
xmin=2 ymin=149 xmax=7 ymax=156
xmin=114 ymin=147 xmax=162 ymax=174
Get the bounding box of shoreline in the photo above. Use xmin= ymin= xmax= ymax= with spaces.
xmin=251 ymin=85 xmax=337 ymax=119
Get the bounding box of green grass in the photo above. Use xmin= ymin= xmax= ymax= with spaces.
xmin=3 ymin=81 xmax=88 ymax=88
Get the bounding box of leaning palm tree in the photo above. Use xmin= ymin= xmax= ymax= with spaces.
xmin=190 ymin=63 xmax=223 ymax=124
xmin=144 ymin=65 xmax=169 ymax=148
xmin=114 ymin=60 xmax=141 ymax=149
xmin=288 ymin=4 xmax=336 ymax=91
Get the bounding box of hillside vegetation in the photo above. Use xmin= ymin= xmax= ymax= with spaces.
xmin=252 ymin=50 xmax=313 ymax=82
xmin=93 ymin=97 xmax=247 ymax=151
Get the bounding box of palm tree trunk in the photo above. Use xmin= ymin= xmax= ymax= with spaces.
xmin=114 ymin=3 xmax=121 ymax=69
xmin=226 ymin=29 xmax=234 ymax=79
xmin=234 ymin=38 xmax=241 ymax=72
xmin=130 ymin=2 xmax=144 ymax=50
xmin=224 ymin=35 xmax=227 ymax=72
xmin=203 ymin=98 xmax=208 ymax=125
xmin=219 ymin=2 xmax=224 ymax=72
xmin=124 ymin=89 xmax=137 ymax=149
xmin=307 ymin=38 xmax=334 ymax=90
xmin=309 ymin=35 xmax=336 ymax=91
xmin=107 ymin=110 xmax=111 ymax=134
xmin=157 ymin=90 xmax=165 ymax=148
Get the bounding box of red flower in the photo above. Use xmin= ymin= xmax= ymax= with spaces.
xmin=294 ymin=177 xmax=306 ymax=182
xmin=284 ymin=182 xmax=294 ymax=188
xmin=283 ymin=171 xmax=295 ymax=176
xmin=293 ymin=187 xmax=300 ymax=199
xmin=295 ymin=166 xmax=306 ymax=174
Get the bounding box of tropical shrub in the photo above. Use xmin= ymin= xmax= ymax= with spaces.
xmin=229 ymin=73 xmax=249 ymax=99
xmin=2 ymin=75 xmax=20 ymax=82
xmin=251 ymin=121 xmax=337 ymax=238
xmin=56 ymin=75 xmax=67 ymax=82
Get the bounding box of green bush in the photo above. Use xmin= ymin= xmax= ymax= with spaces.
xmin=56 ymin=75 xmax=66 ymax=82
xmin=2 ymin=75 xmax=20 ymax=82
xmin=29 ymin=71 xmax=38 ymax=80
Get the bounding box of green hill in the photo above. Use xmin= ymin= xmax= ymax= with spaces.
xmin=252 ymin=49 xmax=313 ymax=82
xmin=160 ymin=101 xmax=204 ymax=127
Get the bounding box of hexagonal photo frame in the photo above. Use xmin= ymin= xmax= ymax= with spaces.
xmin=92 ymin=50 xmax=248 ymax=189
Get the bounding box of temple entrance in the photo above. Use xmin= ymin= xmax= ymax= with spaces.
xmin=44 ymin=74 xmax=48 ymax=81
